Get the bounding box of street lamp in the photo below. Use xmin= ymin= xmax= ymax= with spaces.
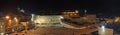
xmin=84 ymin=10 xmax=87 ymax=16
xmin=5 ymin=16 xmax=10 ymax=19
xmin=14 ymin=17 xmax=19 ymax=25
xmin=8 ymin=20 xmax=11 ymax=27
xmin=14 ymin=17 xmax=18 ymax=22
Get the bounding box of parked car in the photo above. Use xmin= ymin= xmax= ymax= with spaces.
xmin=17 ymin=24 xmax=25 ymax=32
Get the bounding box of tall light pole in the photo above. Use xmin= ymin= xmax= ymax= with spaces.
xmin=5 ymin=16 xmax=10 ymax=28
xmin=84 ymin=10 xmax=87 ymax=16
xmin=31 ymin=14 xmax=35 ymax=21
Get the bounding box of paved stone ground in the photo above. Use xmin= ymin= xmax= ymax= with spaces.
xmin=9 ymin=26 xmax=97 ymax=35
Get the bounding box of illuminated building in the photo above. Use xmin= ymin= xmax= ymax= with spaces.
xmin=61 ymin=14 xmax=99 ymax=35
xmin=64 ymin=14 xmax=97 ymax=24
xmin=62 ymin=10 xmax=79 ymax=17
xmin=115 ymin=17 xmax=120 ymax=23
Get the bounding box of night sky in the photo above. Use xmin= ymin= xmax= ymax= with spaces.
xmin=0 ymin=0 xmax=120 ymax=15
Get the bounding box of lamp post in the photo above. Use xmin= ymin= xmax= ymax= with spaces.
xmin=14 ymin=17 xmax=18 ymax=25
xmin=84 ymin=10 xmax=87 ymax=16
xmin=5 ymin=16 xmax=10 ymax=19
xmin=4 ymin=16 xmax=11 ymax=28
xmin=8 ymin=20 xmax=11 ymax=27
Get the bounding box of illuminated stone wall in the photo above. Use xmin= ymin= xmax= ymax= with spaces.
xmin=33 ymin=15 xmax=63 ymax=26
xmin=34 ymin=15 xmax=63 ymax=24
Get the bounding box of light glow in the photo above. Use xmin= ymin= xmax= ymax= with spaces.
xmin=115 ymin=17 xmax=120 ymax=22
xmin=14 ymin=17 xmax=18 ymax=22
xmin=60 ymin=16 xmax=64 ymax=19
xmin=5 ymin=16 xmax=10 ymax=19
xmin=101 ymin=25 xmax=105 ymax=33
xmin=1 ymin=33 xmax=4 ymax=35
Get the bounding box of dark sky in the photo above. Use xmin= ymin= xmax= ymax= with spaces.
xmin=0 ymin=0 xmax=120 ymax=15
